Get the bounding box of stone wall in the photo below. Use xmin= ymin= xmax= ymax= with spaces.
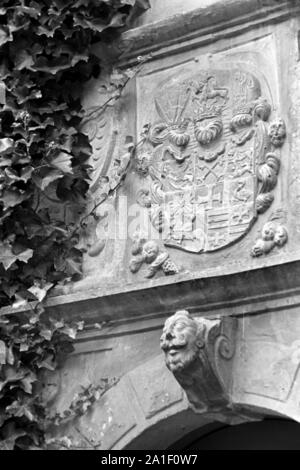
xmin=132 ymin=0 xmax=220 ymax=27
xmin=6 ymin=0 xmax=300 ymax=450
xmin=59 ymin=0 xmax=299 ymax=301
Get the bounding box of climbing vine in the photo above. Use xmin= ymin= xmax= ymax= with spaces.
xmin=0 ymin=0 xmax=149 ymax=450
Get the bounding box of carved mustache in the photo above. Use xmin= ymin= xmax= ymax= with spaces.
xmin=160 ymin=337 xmax=187 ymax=352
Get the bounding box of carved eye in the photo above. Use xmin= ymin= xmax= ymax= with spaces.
xmin=165 ymin=332 xmax=174 ymax=341
xmin=196 ymin=339 xmax=205 ymax=348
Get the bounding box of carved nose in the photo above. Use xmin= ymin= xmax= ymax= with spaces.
xmin=160 ymin=339 xmax=168 ymax=352
xmin=160 ymin=334 xmax=167 ymax=345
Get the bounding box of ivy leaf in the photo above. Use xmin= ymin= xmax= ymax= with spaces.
xmin=0 ymin=0 xmax=145 ymax=450
xmin=5 ymin=166 xmax=33 ymax=183
xmin=12 ymin=295 xmax=28 ymax=309
xmin=39 ymin=329 xmax=52 ymax=341
xmin=6 ymin=401 xmax=35 ymax=421
xmin=1 ymin=189 xmax=29 ymax=209
xmin=51 ymin=152 xmax=73 ymax=174
xmin=135 ymin=0 xmax=151 ymax=8
xmin=61 ymin=327 xmax=77 ymax=340
xmin=76 ymin=321 xmax=84 ymax=331
xmin=0 ymin=81 xmax=5 ymax=105
xmin=0 ymin=241 xmax=33 ymax=270
xmin=15 ymin=5 xmax=41 ymax=20
xmin=0 ymin=365 xmax=27 ymax=392
xmin=28 ymin=282 xmax=53 ymax=302
xmin=20 ymin=166 xmax=34 ymax=182
xmin=71 ymin=133 xmax=92 ymax=160
xmin=19 ymin=343 xmax=29 ymax=352
xmin=38 ymin=355 xmax=56 ymax=370
xmin=0 ymin=26 xmax=12 ymax=47
xmin=20 ymin=374 xmax=37 ymax=394
xmin=6 ymin=346 xmax=14 ymax=366
xmin=36 ymin=24 xmax=56 ymax=37
xmin=0 ymin=138 xmax=14 ymax=155
xmin=0 ymin=158 xmax=12 ymax=167
xmin=15 ymin=50 xmax=35 ymax=71
xmin=0 ymin=422 xmax=26 ymax=450
xmin=33 ymin=168 xmax=64 ymax=191
xmin=0 ymin=340 xmax=6 ymax=365
xmin=65 ymin=257 xmax=82 ymax=276
xmin=0 ymin=437 xmax=17 ymax=450
xmin=32 ymin=53 xmax=89 ymax=74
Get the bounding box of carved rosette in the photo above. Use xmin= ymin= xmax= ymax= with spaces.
xmin=136 ymin=68 xmax=286 ymax=255
xmin=160 ymin=310 xmax=237 ymax=412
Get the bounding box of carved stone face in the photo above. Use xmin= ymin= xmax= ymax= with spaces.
xmin=160 ymin=310 xmax=203 ymax=373
xmin=268 ymin=119 xmax=286 ymax=147
xmin=135 ymin=152 xmax=152 ymax=176
xmin=261 ymin=222 xmax=275 ymax=241
xmin=274 ymin=225 xmax=288 ymax=246
xmin=142 ymin=241 xmax=159 ymax=263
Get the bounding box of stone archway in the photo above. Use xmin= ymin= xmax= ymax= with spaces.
xmin=48 ymin=349 xmax=300 ymax=450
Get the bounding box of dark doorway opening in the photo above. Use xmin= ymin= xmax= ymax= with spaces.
xmin=170 ymin=419 xmax=300 ymax=450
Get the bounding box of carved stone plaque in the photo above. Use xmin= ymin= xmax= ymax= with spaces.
xmin=137 ymin=68 xmax=285 ymax=253
xmin=79 ymin=34 xmax=290 ymax=288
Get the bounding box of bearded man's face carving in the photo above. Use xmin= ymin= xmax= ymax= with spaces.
xmin=160 ymin=310 xmax=204 ymax=373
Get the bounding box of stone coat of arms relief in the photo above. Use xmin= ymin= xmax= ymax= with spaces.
xmin=135 ymin=68 xmax=287 ymax=264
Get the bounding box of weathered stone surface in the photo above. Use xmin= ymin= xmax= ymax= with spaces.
xmin=119 ymin=0 xmax=300 ymax=64
xmin=133 ymin=0 xmax=220 ymax=28
xmin=128 ymin=355 xmax=183 ymax=419
xmin=232 ymin=309 xmax=300 ymax=421
xmin=130 ymin=32 xmax=286 ymax=284
xmin=44 ymin=305 xmax=300 ymax=449
xmin=64 ymin=11 xmax=296 ymax=303
xmin=76 ymin=381 xmax=137 ymax=450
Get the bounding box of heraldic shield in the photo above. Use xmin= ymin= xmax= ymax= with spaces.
xmin=136 ymin=68 xmax=284 ymax=253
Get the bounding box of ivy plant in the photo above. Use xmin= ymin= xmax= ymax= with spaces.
xmin=0 ymin=0 xmax=149 ymax=450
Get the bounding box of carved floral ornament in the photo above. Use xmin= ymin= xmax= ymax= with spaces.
xmin=129 ymin=234 xmax=178 ymax=278
xmin=251 ymin=210 xmax=288 ymax=257
xmin=134 ymin=68 xmax=287 ymax=264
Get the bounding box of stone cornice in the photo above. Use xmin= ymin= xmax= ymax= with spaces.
xmin=112 ymin=0 xmax=300 ymax=65
xmin=3 ymin=257 xmax=300 ymax=338
xmin=73 ymin=282 xmax=300 ymax=354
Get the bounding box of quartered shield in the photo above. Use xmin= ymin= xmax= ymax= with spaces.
xmin=143 ymin=68 xmax=273 ymax=253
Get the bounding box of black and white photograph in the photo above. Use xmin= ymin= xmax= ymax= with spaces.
xmin=0 ymin=0 xmax=299 ymax=454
